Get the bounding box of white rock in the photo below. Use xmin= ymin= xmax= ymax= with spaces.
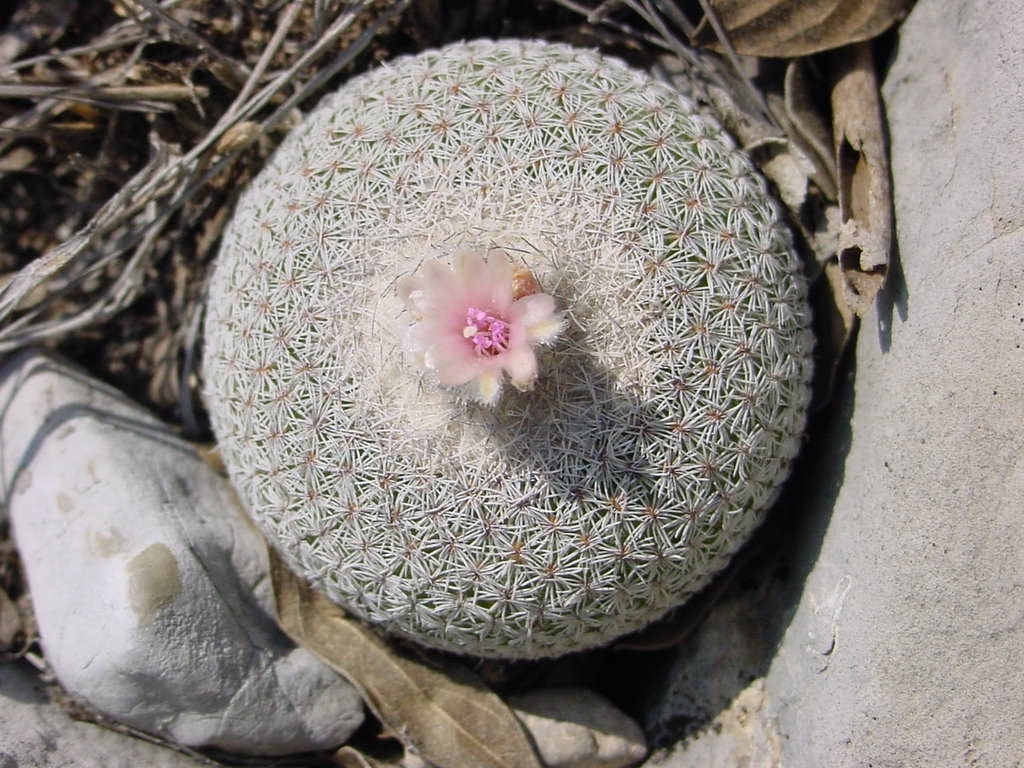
xmin=762 ymin=0 xmax=1024 ymax=764
xmin=0 ymin=350 xmax=364 ymax=755
xmin=639 ymin=567 xmax=790 ymax=767
xmin=644 ymin=680 xmax=779 ymax=768
xmin=0 ymin=661 xmax=204 ymax=768
xmin=510 ymin=687 xmax=647 ymax=768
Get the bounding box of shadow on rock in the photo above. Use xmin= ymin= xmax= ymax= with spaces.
xmin=581 ymin=346 xmax=858 ymax=750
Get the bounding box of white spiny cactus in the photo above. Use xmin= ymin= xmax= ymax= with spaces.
xmin=203 ymin=39 xmax=813 ymax=659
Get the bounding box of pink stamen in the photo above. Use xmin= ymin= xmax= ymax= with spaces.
xmin=464 ymin=307 xmax=510 ymax=356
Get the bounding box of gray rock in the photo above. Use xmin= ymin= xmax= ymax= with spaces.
xmin=643 ymin=1 xmax=1024 ymax=765
xmin=0 ymin=660 xmax=203 ymax=768
xmin=639 ymin=564 xmax=791 ymax=767
xmin=510 ymin=687 xmax=647 ymax=768
xmin=765 ymin=0 xmax=1024 ymax=765
xmin=0 ymin=350 xmax=364 ymax=755
xmin=643 ymin=680 xmax=778 ymax=768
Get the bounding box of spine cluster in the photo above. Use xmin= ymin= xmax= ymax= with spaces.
xmin=203 ymin=39 xmax=813 ymax=658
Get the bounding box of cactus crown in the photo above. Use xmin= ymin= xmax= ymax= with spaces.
xmin=203 ymin=39 xmax=813 ymax=659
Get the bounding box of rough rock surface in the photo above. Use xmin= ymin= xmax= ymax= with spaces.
xmin=763 ymin=0 xmax=1024 ymax=764
xmin=644 ymin=680 xmax=778 ymax=768
xmin=0 ymin=661 xmax=205 ymax=768
xmin=638 ymin=561 xmax=793 ymax=767
xmin=0 ymin=350 xmax=364 ymax=755
xmin=509 ymin=688 xmax=647 ymax=768
xmin=643 ymin=0 xmax=1024 ymax=765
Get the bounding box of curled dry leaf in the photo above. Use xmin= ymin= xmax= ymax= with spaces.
xmin=831 ymin=41 xmax=891 ymax=318
xmin=693 ymin=0 xmax=914 ymax=57
xmin=782 ymin=60 xmax=838 ymax=202
xmin=269 ymin=552 xmax=544 ymax=768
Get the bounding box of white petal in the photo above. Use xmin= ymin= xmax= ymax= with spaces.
xmin=527 ymin=316 xmax=566 ymax=344
xmin=475 ymin=370 xmax=502 ymax=405
xmin=510 ymin=293 xmax=555 ymax=325
xmin=503 ymin=347 xmax=538 ymax=391
xmin=510 ymin=294 xmax=566 ymax=343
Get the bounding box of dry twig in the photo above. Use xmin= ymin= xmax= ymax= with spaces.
xmin=0 ymin=0 xmax=410 ymax=363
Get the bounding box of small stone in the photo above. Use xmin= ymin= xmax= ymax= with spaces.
xmin=509 ymin=687 xmax=647 ymax=768
xmin=640 ymin=562 xmax=790 ymax=763
xmin=644 ymin=680 xmax=780 ymax=768
xmin=0 ymin=660 xmax=204 ymax=768
xmin=0 ymin=350 xmax=364 ymax=755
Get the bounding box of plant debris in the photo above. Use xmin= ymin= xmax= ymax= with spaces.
xmin=270 ymin=551 xmax=544 ymax=768
xmin=0 ymin=536 xmax=33 ymax=658
xmin=692 ymin=0 xmax=913 ymax=57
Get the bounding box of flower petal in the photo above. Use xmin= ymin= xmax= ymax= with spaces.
xmin=429 ymin=336 xmax=480 ymax=385
xmin=460 ymin=249 xmax=513 ymax=311
xmin=502 ymin=346 xmax=539 ymax=392
xmin=408 ymin=259 xmax=461 ymax=314
xmin=510 ymin=293 xmax=565 ymax=343
xmin=475 ymin=370 xmax=502 ymax=405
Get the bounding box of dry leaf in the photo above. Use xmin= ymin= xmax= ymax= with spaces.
xmin=748 ymin=135 xmax=818 ymax=212
xmin=782 ymin=60 xmax=838 ymax=201
xmin=831 ymin=41 xmax=891 ymax=318
xmin=693 ymin=0 xmax=912 ymax=57
xmin=270 ymin=552 xmax=544 ymax=768
xmin=814 ymin=259 xmax=858 ymax=405
xmin=0 ymin=586 xmax=24 ymax=653
xmin=0 ymin=146 xmax=37 ymax=173
xmin=214 ymin=120 xmax=261 ymax=155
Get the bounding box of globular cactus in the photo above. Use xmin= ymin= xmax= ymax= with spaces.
xmin=203 ymin=39 xmax=813 ymax=659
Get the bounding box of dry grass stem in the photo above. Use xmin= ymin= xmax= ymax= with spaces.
xmin=0 ymin=0 xmax=410 ymax=374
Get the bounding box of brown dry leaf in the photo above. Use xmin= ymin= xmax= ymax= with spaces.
xmin=782 ymin=60 xmax=838 ymax=201
xmin=831 ymin=41 xmax=891 ymax=318
xmin=0 ymin=586 xmax=25 ymax=654
xmin=270 ymin=552 xmax=544 ymax=768
xmin=213 ymin=120 xmax=261 ymax=156
xmin=693 ymin=0 xmax=912 ymax=57
xmin=194 ymin=443 xmax=226 ymax=476
xmin=0 ymin=146 xmax=37 ymax=173
xmin=811 ymin=259 xmax=858 ymax=405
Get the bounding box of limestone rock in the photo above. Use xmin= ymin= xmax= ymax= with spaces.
xmin=510 ymin=687 xmax=647 ymax=768
xmin=644 ymin=680 xmax=779 ymax=768
xmin=0 ymin=661 xmax=204 ymax=768
xmin=641 ymin=1 xmax=1024 ymax=765
xmin=0 ymin=350 xmax=364 ymax=755
xmin=638 ymin=563 xmax=791 ymax=767
xmin=763 ymin=0 xmax=1024 ymax=764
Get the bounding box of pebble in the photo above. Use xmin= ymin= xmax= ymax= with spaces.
xmin=0 ymin=350 xmax=365 ymax=755
xmin=509 ymin=687 xmax=647 ymax=768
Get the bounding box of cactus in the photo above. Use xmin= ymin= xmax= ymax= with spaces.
xmin=203 ymin=39 xmax=813 ymax=659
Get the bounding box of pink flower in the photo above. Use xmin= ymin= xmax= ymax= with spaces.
xmin=399 ymin=249 xmax=565 ymax=405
